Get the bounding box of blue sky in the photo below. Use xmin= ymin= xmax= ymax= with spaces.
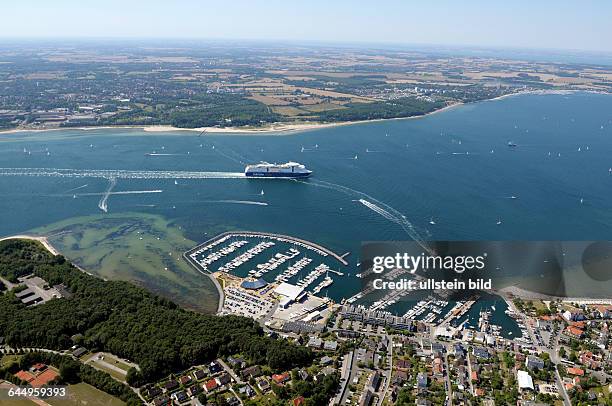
xmin=2 ymin=0 xmax=611 ymax=52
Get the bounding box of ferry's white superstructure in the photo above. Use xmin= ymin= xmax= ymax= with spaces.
xmin=244 ymin=162 xmax=312 ymax=178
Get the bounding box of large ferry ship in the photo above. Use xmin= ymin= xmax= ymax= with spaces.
xmin=244 ymin=162 xmax=312 ymax=178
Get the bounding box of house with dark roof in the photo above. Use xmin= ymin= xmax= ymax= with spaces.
xmin=216 ymin=373 xmax=231 ymax=386
xmin=227 ymin=356 xmax=246 ymax=369
xmin=208 ymin=361 xmax=222 ymax=374
xmin=256 ymin=377 xmax=271 ymax=392
xmin=241 ymin=365 xmax=262 ymax=379
xmin=162 ymin=379 xmax=179 ymax=392
xmin=526 ymin=355 xmax=545 ymax=370
xmin=473 ymin=347 xmax=490 ymax=359
xmin=72 ymin=347 xmax=87 ymax=358
xmin=152 ymin=395 xmax=170 ymax=406
xmin=453 ymin=343 xmax=466 ymax=357
xmin=146 ymin=386 xmax=162 ymax=398
xmin=188 ymin=384 xmax=201 ymax=397
xmin=172 ymin=390 xmax=188 ymax=403
xmin=193 ymin=369 xmax=207 ymax=380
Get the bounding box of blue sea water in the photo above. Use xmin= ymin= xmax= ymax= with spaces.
xmin=1 ymin=92 xmax=612 ymax=303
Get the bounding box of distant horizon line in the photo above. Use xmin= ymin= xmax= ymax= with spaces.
xmin=0 ymin=36 xmax=611 ymax=56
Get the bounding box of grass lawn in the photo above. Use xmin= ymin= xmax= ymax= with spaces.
xmin=0 ymin=388 xmax=37 ymax=406
xmin=250 ymin=392 xmax=280 ymax=406
xmin=88 ymin=362 xmax=127 ymax=382
xmin=0 ymin=355 xmax=21 ymax=368
xmin=531 ymin=300 xmax=549 ymax=312
xmin=46 ymin=383 xmax=125 ymax=406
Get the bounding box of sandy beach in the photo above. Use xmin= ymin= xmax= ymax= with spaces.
xmin=0 ymin=101 xmax=463 ymax=137
xmin=2 ymin=89 xmax=592 ymax=138
xmin=0 ymin=234 xmax=59 ymax=255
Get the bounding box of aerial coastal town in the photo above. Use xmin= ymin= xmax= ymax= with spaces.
xmin=3 ymin=3 xmax=612 ymax=406
xmin=2 ymin=42 xmax=612 ymax=133
xmin=2 ymin=236 xmax=612 ymax=406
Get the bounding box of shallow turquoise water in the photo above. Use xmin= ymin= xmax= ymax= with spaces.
xmin=2 ymin=92 xmax=612 ymax=301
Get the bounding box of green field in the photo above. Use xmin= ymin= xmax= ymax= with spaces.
xmin=0 ymin=389 xmax=37 ymax=406
xmin=46 ymin=383 xmax=125 ymax=406
xmin=1 ymin=381 xmax=124 ymax=406
xmin=0 ymin=354 xmax=22 ymax=368
xmin=32 ymin=212 xmax=219 ymax=313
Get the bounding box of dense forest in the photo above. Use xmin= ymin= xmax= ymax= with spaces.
xmin=0 ymin=239 xmax=53 ymax=282
xmin=312 ymin=97 xmax=446 ymax=122
xmin=94 ymin=94 xmax=281 ymax=128
xmin=0 ymin=239 xmax=313 ymax=386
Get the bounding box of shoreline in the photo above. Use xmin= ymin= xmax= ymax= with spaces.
xmin=3 ymin=235 xmax=612 ymax=308
xmin=0 ymin=89 xmax=604 ymax=138
xmin=498 ymin=284 xmax=612 ymax=303
xmin=1 ymin=100 xmax=465 ymax=137
xmin=0 ymin=234 xmax=59 ymax=255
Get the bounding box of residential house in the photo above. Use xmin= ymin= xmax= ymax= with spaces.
xmin=272 ymin=372 xmax=290 ymax=385
xmin=526 ymin=355 xmax=545 ymax=370
xmin=241 ymin=365 xmax=262 ymax=380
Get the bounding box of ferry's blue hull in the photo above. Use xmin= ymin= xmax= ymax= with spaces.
xmin=245 ymin=171 xmax=312 ymax=178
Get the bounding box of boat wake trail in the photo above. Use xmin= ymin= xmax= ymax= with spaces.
xmin=0 ymin=167 xmax=246 ymax=179
xmin=98 ymin=178 xmax=116 ymax=213
xmin=204 ymin=200 xmax=268 ymax=206
xmin=64 ymin=184 xmax=89 ymax=193
xmin=356 ymin=199 xmax=400 ymax=223
xmin=70 ymin=190 xmax=163 ymax=197
xmin=298 ymin=179 xmax=430 ymax=251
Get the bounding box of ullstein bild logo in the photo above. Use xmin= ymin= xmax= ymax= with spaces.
xmin=360 ymin=241 xmax=612 ymax=299
xmin=370 ymin=252 xmax=492 ymax=291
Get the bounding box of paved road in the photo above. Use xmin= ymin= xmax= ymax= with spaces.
xmin=217 ymin=358 xmax=244 ymax=384
xmin=332 ymin=350 xmax=353 ymax=405
xmin=379 ymin=336 xmax=393 ymax=405
xmin=443 ymin=351 xmax=453 ymax=406
xmin=555 ymin=369 xmax=571 ymax=406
